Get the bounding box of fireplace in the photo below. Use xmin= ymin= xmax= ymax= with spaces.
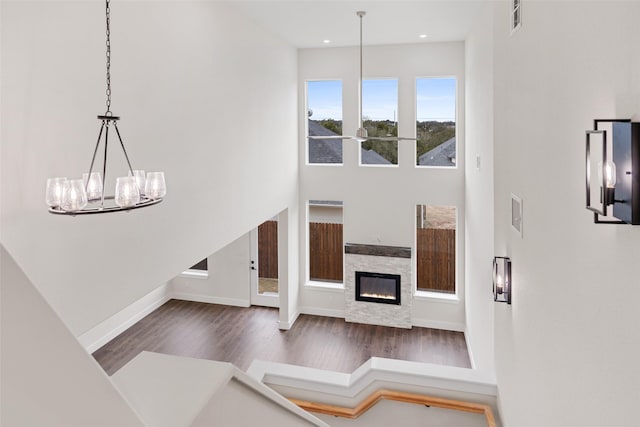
xmin=355 ymin=271 xmax=401 ymax=305
xmin=345 ymin=243 xmax=411 ymax=328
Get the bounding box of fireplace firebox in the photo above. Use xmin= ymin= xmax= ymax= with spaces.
xmin=355 ymin=271 xmax=401 ymax=305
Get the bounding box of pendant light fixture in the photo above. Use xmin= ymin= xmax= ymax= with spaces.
xmin=308 ymin=11 xmax=416 ymax=143
xmin=46 ymin=0 xmax=166 ymax=215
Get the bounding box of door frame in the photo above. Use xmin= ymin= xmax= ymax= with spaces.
xmin=249 ymin=226 xmax=279 ymax=308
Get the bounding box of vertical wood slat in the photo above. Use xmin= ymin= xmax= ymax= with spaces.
xmin=416 ymin=228 xmax=455 ymax=293
xmin=258 ymin=220 xmax=278 ymax=279
xmin=309 ymin=222 xmax=343 ymax=282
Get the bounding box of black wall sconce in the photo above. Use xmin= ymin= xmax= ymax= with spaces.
xmin=586 ymin=119 xmax=640 ymax=224
xmin=493 ymin=256 xmax=512 ymax=304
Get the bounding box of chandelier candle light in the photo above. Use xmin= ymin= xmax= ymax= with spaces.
xmin=46 ymin=0 xmax=166 ymax=215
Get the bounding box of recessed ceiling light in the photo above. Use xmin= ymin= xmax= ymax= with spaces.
xmin=419 ymin=34 xmax=428 ymax=39
xmin=323 ymin=39 xmax=331 ymax=44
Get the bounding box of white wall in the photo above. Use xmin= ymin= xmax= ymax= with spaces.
xmin=464 ymin=5 xmax=495 ymax=373
xmin=298 ymin=43 xmax=466 ymax=330
xmin=0 ymin=1 xmax=298 ymax=336
xmin=171 ymin=232 xmax=252 ymax=307
xmin=1 ymin=246 xmax=144 ymax=427
xmin=492 ymin=2 xmax=640 ymax=425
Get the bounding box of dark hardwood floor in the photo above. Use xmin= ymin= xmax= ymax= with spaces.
xmin=93 ymin=299 xmax=470 ymax=376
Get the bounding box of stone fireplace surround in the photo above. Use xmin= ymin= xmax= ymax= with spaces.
xmin=344 ymin=243 xmax=412 ymax=329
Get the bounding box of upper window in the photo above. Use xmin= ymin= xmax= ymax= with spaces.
xmin=360 ymin=79 xmax=398 ymax=166
xmin=416 ymin=77 xmax=457 ymax=167
xmin=307 ymin=80 xmax=343 ymax=165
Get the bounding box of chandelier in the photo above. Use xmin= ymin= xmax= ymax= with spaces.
xmin=46 ymin=0 xmax=165 ymax=215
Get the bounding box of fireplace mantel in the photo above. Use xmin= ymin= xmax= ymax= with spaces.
xmin=345 ymin=243 xmax=411 ymax=259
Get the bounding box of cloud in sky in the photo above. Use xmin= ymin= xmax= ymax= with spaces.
xmin=308 ymin=80 xmax=343 ymax=120
xmin=363 ymin=79 xmax=397 ymax=121
xmin=306 ymin=77 xmax=456 ymax=122
xmin=417 ymin=77 xmax=456 ymax=121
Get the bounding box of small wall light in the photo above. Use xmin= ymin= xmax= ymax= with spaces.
xmin=586 ymin=119 xmax=640 ymax=224
xmin=493 ymin=257 xmax=511 ymax=304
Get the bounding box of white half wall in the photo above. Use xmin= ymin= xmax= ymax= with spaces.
xmin=492 ymin=2 xmax=640 ymax=426
xmin=171 ymin=232 xmax=252 ymax=307
xmin=0 ymin=1 xmax=298 ymax=336
xmin=0 ymin=245 xmax=144 ymax=427
xmin=298 ymin=43 xmax=466 ymax=330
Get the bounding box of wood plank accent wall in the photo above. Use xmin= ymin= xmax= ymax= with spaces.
xmin=258 ymin=220 xmax=278 ymax=279
xmin=416 ymin=228 xmax=455 ymax=293
xmin=290 ymin=389 xmax=496 ymax=426
xmin=309 ymin=222 xmax=343 ymax=282
xmin=258 ymin=221 xmax=454 ymax=290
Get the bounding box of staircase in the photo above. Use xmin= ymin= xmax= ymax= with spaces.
xmin=0 ymin=246 xmax=324 ymax=427
xmin=112 ymin=352 xmax=326 ymax=427
xmin=248 ymin=357 xmax=501 ymax=426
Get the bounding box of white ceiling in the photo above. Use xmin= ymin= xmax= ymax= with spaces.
xmin=232 ymin=1 xmax=490 ymax=48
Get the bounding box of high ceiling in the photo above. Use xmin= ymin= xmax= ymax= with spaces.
xmin=232 ymin=1 xmax=490 ymax=48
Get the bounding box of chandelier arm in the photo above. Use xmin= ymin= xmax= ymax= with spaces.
xmin=86 ymin=120 xmax=106 ymax=192
xmin=102 ymin=124 xmax=110 ymax=208
xmin=113 ymin=123 xmax=135 ymax=177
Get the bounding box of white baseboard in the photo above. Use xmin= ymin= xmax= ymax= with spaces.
xmin=299 ymin=306 xmax=345 ymax=319
xmin=171 ymin=292 xmax=250 ymax=308
xmin=411 ymin=318 xmax=465 ymax=332
xmin=79 ymin=286 xmax=249 ymax=354
xmin=78 ymin=283 xmax=171 ymax=354
xmin=278 ymin=310 xmax=300 ymax=330
xmin=78 ymin=284 xmax=465 ymax=356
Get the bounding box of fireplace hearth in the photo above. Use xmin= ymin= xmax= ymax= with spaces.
xmin=355 ymin=271 xmax=401 ymax=305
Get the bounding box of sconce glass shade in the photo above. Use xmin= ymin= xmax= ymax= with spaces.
xmin=493 ymin=256 xmax=512 ymax=304
xmin=586 ymin=129 xmax=610 ymax=217
xmin=61 ymin=179 xmax=88 ymax=212
xmin=129 ymin=170 xmax=146 ymax=196
xmin=145 ymin=172 xmax=166 ymax=199
xmin=46 ymin=177 xmax=68 ymax=207
xmin=597 ymin=160 xmax=616 ymax=188
xmin=82 ymin=172 xmax=103 ymax=201
xmin=115 ymin=176 xmax=140 ymax=207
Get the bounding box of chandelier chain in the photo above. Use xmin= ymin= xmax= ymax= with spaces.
xmin=105 ymin=0 xmax=112 ymax=115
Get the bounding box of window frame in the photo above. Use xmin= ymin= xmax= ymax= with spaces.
xmin=306 ymin=199 xmax=345 ymax=288
xmin=181 ymin=258 xmax=209 ymax=279
xmin=359 ymin=77 xmax=400 ymax=168
xmin=414 ymin=204 xmax=459 ymax=299
xmin=305 ymin=79 xmax=345 ymax=167
xmin=414 ymin=76 xmax=458 ymax=170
